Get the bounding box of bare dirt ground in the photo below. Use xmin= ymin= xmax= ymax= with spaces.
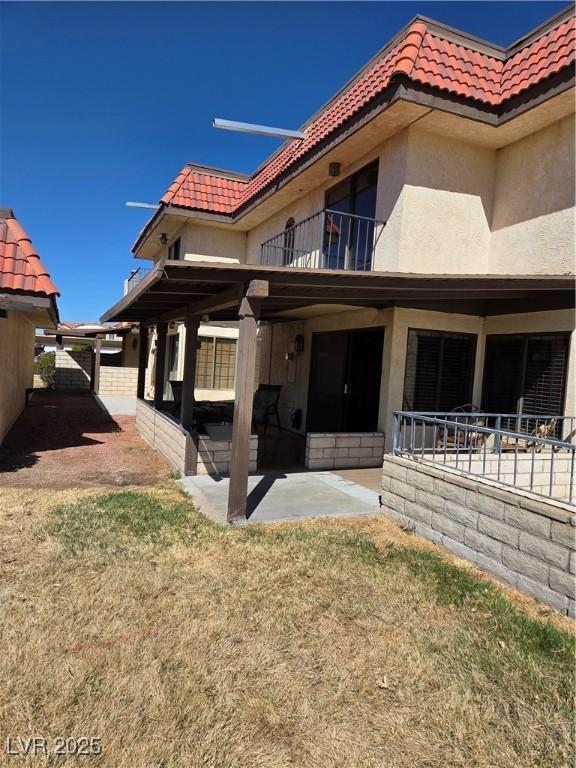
xmin=0 ymin=390 xmax=168 ymax=488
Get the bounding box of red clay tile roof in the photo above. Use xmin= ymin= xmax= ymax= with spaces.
xmin=500 ymin=17 xmax=576 ymax=101
xmin=161 ymin=168 xmax=247 ymax=213
xmin=0 ymin=211 xmax=59 ymax=297
xmin=160 ymin=13 xmax=575 ymax=217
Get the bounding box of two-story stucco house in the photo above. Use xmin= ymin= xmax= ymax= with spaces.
xmin=0 ymin=208 xmax=59 ymax=443
xmin=103 ymin=9 xmax=576 ymax=530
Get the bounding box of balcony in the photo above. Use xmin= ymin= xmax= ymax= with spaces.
xmin=260 ymin=209 xmax=385 ymax=271
xmin=124 ymin=266 xmax=151 ymax=295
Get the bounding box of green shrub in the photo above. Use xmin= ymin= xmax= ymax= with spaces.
xmin=35 ymin=351 xmax=56 ymax=388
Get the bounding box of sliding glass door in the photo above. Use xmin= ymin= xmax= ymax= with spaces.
xmin=324 ymin=161 xmax=378 ymax=270
xmin=402 ymin=329 xmax=477 ymax=412
xmin=482 ymin=334 xmax=570 ymax=417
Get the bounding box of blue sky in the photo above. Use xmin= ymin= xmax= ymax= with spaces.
xmin=0 ymin=1 xmax=568 ymax=322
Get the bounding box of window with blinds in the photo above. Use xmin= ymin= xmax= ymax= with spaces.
xmin=483 ymin=334 xmax=569 ymax=416
xmin=403 ymin=329 xmax=477 ymax=412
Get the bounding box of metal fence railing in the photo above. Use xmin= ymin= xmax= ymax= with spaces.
xmin=392 ymin=411 xmax=576 ymax=506
xmin=125 ymin=267 xmax=151 ymax=294
xmin=260 ymin=209 xmax=386 ymax=271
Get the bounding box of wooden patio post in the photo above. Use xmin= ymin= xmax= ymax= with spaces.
xmin=136 ymin=325 xmax=148 ymax=399
xmin=93 ymin=335 xmax=102 ymax=394
xmin=154 ymin=322 xmax=168 ymax=410
xmin=227 ymin=281 xmax=268 ymax=523
xmin=180 ymin=306 xmax=200 ymax=431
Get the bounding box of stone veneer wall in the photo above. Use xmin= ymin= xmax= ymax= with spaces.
xmin=197 ymin=434 xmax=258 ymax=475
xmin=54 ymin=349 xmax=93 ymax=390
xmin=380 ymin=455 xmax=575 ymax=616
xmin=98 ymin=366 xmax=138 ymax=395
xmin=305 ymin=433 xmax=385 ymax=470
xmin=136 ymin=399 xmax=193 ymax=476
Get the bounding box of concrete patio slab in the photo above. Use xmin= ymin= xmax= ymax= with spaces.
xmin=179 ymin=470 xmax=381 ymax=525
xmin=94 ymin=394 xmax=137 ymax=415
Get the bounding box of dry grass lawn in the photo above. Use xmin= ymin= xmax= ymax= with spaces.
xmin=0 ymin=482 xmax=574 ymax=767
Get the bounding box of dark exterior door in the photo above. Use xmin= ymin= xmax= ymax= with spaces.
xmin=307 ymin=328 xmax=384 ymax=432
xmin=346 ymin=329 xmax=384 ymax=431
xmin=307 ymin=331 xmax=348 ymax=432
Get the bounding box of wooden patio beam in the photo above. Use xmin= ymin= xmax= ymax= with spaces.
xmin=187 ymin=284 xmax=244 ymax=316
xmin=136 ymin=325 xmax=148 ymax=399
xmin=227 ymin=281 xmax=268 ymax=524
xmin=93 ymin=335 xmax=102 ymax=394
xmin=141 ymin=284 xmax=247 ymax=327
xmin=143 ymin=306 xmax=187 ymax=327
xmin=180 ymin=307 xmax=200 ymax=432
xmin=153 ymin=322 xmax=168 ymax=410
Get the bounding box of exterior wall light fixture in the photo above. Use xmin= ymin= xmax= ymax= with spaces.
xmin=160 ymin=233 xmax=168 ymax=245
xmin=328 ymin=162 xmax=341 ymax=177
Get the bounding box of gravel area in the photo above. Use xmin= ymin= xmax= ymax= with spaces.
xmin=0 ymin=391 xmax=168 ymax=488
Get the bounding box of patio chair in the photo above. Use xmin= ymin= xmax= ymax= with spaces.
xmin=500 ymin=418 xmax=557 ymax=454
xmin=436 ymin=405 xmax=487 ymax=452
xmin=252 ymin=385 xmax=282 ymax=435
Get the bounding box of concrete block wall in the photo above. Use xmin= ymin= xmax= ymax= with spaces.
xmin=381 ymin=455 xmax=576 ymax=616
xmin=136 ymin=400 xmax=258 ymax=477
xmin=54 ymin=349 xmax=93 ymax=391
xmin=197 ymin=435 xmax=258 ymax=476
xmin=306 ymin=433 xmax=385 ymax=470
xmin=99 ymin=366 xmax=138 ymax=395
xmin=441 ymin=454 xmax=574 ymax=503
xmin=136 ymin=399 xmax=192 ymax=476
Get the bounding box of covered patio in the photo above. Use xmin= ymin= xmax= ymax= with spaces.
xmin=102 ymin=258 xmax=574 ymax=523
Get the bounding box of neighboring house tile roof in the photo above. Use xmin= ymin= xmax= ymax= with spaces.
xmin=0 ymin=210 xmax=59 ymax=297
xmin=159 ymin=12 xmax=575 ymax=218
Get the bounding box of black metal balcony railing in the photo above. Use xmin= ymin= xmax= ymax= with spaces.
xmin=125 ymin=267 xmax=151 ymax=294
xmin=260 ymin=209 xmax=385 ymax=271
xmin=392 ymin=411 xmax=576 ymax=505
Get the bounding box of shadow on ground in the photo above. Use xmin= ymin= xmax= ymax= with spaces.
xmin=0 ymin=390 xmax=167 ymax=487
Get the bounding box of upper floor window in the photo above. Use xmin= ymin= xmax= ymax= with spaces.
xmin=168 ymin=237 xmax=181 ymax=260
xmin=283 ymin=218 xmax=295 ymax=265
xmin=324 ymin=160 xmax=378 ymax=270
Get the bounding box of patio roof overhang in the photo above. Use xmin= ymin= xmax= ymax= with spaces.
xmin=101 ymin=259 xmax=575 ymax=325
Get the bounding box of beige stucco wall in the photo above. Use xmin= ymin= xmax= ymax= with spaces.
xmin=242 ymin=113 xmax=574 ymax=277
xmin=245 ymin=142 xmax=392 ymax=265
xmin=181 ymin=221 xmax=246 ymax=263
xmin=490 ymin=114 xmax=575 ymax=274
xmin=245 ymin=126 xmax=496 ymax=274
xmin=121 ymin=332 xmax=140 ymax=367
xmin=261 ymin=306 xmax=575 ymax=451
xmin=378 ymin=127 xmax=495 ymax=273
xmin=0 ymin=311 xmax=35 ymax=444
